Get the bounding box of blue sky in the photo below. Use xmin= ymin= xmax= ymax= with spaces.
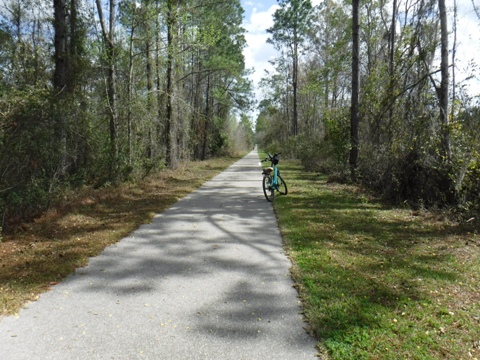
xmin=240 ymin=0 xmax=322 ymax=110
xmin=240 ymin=0 xmax=280 ymax=103
xmin=240 ymin=0 xmax=480 ymax=115
xmin=240 ymin=0 xmax=322 ymax=100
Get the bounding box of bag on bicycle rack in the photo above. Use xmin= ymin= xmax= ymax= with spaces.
xmin=272 ymin=155 xmax=280 ymax=165
xmin=262 ymin=167 xmax=273 ymax=175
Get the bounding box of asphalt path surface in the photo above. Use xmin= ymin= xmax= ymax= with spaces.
xmin=0 ymin=150 xmax=318 ymax=359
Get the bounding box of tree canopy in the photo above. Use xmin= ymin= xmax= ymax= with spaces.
xmin=2 ymin=0 xmax=480 ymax=228
xmin=0 ymin=0 xmax=253 ymax=229
xmin=257 ymin=0 xmax=480 ymax=218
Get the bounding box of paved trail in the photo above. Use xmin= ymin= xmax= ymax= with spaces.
xmin=0 ymin=151 xmax=318 ymax=359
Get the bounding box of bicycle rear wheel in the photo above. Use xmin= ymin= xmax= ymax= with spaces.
xmin=277 ymin=174 xmax=288 ymax=195
xmin=262 ymin=175 xmax=274 ymax=202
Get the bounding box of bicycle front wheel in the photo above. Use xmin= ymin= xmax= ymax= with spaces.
xmin=262 ymin=175 xmax=274 ymax=202
xmin=277 ymin=174 xmax=288 ymax=195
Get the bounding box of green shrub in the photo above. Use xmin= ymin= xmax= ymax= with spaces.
xmin=455 ymin=155 xmax=480 ymax=220
xmin=0 ymin=88 xmax=62 ymax=229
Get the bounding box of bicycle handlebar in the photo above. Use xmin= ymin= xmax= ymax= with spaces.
xmin=260 ymin=153 xmax=281 ymax=163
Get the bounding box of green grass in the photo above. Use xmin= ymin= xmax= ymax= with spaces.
xmin=272 ymin=159 xmax=480 ymax=360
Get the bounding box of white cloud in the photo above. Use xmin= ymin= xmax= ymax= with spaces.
xmin=241 ymin=0 xmax=330 ymax=114
xmin=448 ymin=0 xmax=480 ymax=96
xmin=241 ymin=0 xmax=480 ymax=117
xmin=242 ymin=4 xmax=280 ymax=111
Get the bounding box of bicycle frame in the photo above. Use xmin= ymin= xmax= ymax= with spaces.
xmin=271 ymin=164 xmax=279 ymax=189
xmin=261 ymin=160 xmax=278 ymax=187
xmin=261 ymin=152 xmax=288 ymax=202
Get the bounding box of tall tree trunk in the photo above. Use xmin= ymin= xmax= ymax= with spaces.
xmin=68 ymin=0 xmax=79 ymax=91
xmin=388 ymin=0 xmax=397 ymax=77
xmin=165 ymin=0 xmax=175 ymax=168
xmin=145 ymin=0 xmax=154 ymax=159
xmin=349 ymin=0 xmax=360 ymax=181
xmin=155 ymin=1 xmax=164 ymax=157
xmin=107 ymin=0 xmax=118 ymax=169
xmin=146 ymin=37 xmax=153 ymax=159
xmin=53 ymin=0 xmax=68 ymax=176
xmin=127 ymin=5 xmax=135 ymax=165
xmin=95 ymin=0 xmax=118 ymax=174
xmin=54 ymin=0 xmax=67 ymax=91
xmin=451 ymin=0 xmax=457 ymax=121
xmin=293 ymin=39 xmax=298 ymax=137
xmin=438 ymin=0 xmax=451 ymax=161
xmin=202 ymin=74 xmax=210 ymax=161
xmin=387 ymin=0 xmax=397 ymax=132
xmin=192 ymin=56 xmax=202 ymax=159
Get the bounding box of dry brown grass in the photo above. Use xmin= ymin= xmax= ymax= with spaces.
xmin=0 ymin=157 xmax=239 ymax=316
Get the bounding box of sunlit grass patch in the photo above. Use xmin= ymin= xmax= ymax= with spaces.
xmin=274 ymin=160 xmax=480 ymax=360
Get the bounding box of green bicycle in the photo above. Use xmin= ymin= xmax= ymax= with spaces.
xmin=260 ymin=153 xmax=288 ymax=202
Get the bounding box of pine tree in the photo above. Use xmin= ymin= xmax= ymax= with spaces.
xmin=267 ymin=0 xmax=313 ymax=137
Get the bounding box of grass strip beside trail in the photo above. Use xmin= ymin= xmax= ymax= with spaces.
xmin=273 ymin=160 xmax=480 ymax=360
xmin=0 ymin=156 xmax=241 ymax=316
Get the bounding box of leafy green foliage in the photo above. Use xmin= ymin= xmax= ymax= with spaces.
xmin=257 ymin=0 xmax=480 ymax=217
xmin=0 ymin=89 xmax=60 ymax=227
xmin=0 ymin=0 xmax=253 ymax=229
xmin=267 ymin=0 xmax=313 ymax=51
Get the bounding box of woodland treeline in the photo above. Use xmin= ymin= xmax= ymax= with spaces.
xmin=256 ymin=0 xmax=480 ymax=218
xmin=0 ymin=0 xmax=254 ymax=230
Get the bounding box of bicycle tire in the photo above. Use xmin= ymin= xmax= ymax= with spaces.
xmin=262 ymin=175 xmax=274 ymax=202
xmin=277 ymin=174 xmax=288 ymax=195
